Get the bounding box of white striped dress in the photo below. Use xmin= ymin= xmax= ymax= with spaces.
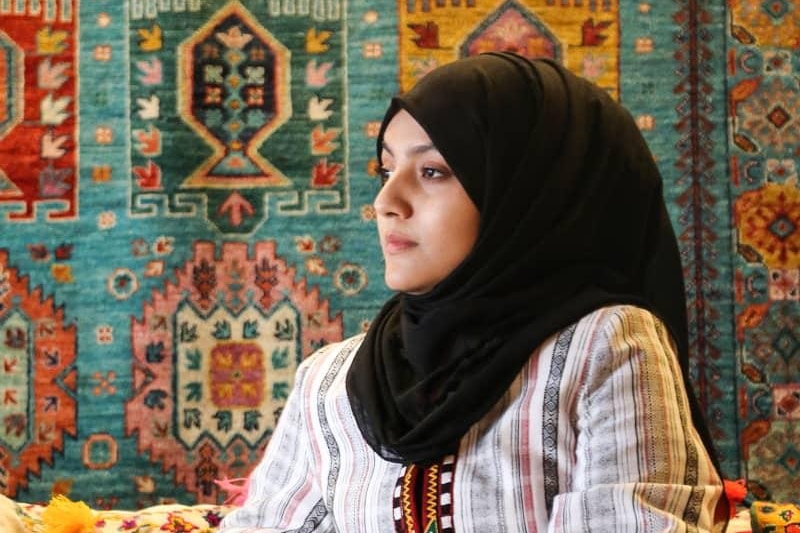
xmin=219 ymin=305 xmax=725 ymax=533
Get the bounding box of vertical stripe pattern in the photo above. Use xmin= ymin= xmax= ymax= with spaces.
xmin=220 ymin=306 xmax=725 ymax=533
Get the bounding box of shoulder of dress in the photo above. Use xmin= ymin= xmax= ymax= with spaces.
xmin=297 ymin=333 xmax=366 ymax=377
xmin=575 ymin=304 xmax=662 ymax=332
xmin=306 ymin=332 xmax=366 ymax=359
xmin=568 ymin=305 xmax=676 ymax=370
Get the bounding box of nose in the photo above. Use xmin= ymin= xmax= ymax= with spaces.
xmin=373 ymin=169 xmax=412 ymax=219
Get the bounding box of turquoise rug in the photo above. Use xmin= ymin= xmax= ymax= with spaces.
xmin=0 ymin=0 xmax=798 ymax=507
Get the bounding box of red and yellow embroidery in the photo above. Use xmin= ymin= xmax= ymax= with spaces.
xmin=393 ymin=455 xmax=456 ymax=533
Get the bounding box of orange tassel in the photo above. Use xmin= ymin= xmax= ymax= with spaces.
xmin=42 ymin=495 xmax=95 ymax=533
xmin=723 ymin=479 xmax=748 ymax=518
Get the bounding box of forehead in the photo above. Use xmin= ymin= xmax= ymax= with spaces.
xmin=381 ymin=110 xmax=437 ymax=153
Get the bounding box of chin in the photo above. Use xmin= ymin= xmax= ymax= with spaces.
xmin=385 ymin=280 xmax=432 ymax=296
xmin=385 ymin=275 xmax=424 ymax=295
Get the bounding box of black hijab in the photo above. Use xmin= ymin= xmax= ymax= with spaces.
xmin=346 ymin=52 xmax=716 ymax=470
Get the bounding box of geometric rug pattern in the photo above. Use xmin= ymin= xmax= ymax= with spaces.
xmin=727 ymin=0 xmax=800 ymax=502
xmin=1 ymin=0 xmax=798 ymax=507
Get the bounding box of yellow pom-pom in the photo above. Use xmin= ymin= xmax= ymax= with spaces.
xmin=42 ymin=495 xmax=95 ymax=533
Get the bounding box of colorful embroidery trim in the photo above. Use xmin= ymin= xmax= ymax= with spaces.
xmin=393 ymin=454 xmax=456 ymax=533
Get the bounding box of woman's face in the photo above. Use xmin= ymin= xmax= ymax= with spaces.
xmin=374 ymin=110 xmax=480 ymax=295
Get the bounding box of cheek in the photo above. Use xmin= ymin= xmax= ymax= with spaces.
xmin=428 ymin=202 xmax=479 ymax=258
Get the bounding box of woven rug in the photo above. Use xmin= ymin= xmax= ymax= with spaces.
xmin=0 ymin=0 xmax=798 ymax=508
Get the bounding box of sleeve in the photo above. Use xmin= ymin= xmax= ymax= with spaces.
xmin=219 ymin=355 xmax=336 ymax=533
xmin=547 ymin=307 xmax=725 ymax=533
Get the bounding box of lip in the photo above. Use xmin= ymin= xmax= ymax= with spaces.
xmin=382 ymin=232 xmax=417 ymax=254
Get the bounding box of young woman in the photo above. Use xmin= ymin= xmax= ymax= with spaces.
xmin=220 ymin=52 xmax=727 ymax=532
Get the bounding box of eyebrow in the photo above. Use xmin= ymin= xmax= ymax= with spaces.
xmin=380 ymin=142 xmax=438 ymax=158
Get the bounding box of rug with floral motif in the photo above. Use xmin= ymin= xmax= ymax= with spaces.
xmin=0 ymin=0 xmax=798 ymax=508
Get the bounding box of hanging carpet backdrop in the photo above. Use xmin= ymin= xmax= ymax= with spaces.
xmin=0 ymin=0 xmax=798 ymax=508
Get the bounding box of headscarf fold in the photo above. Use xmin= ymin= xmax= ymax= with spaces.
xmin=346 ymin=52 xmax=714 ymax=468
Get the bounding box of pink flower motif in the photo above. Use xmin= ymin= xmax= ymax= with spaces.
xmin=582 ymin=54 xmax=607 ymax=80
xmin=295 ymin=235 xmax=315 ymax=254
xmin=153 ymin=236 xmax=175 ymax=256
xmin=204 ymin=510 xmax=223 ymax=526
xmin=319 ymin=235 xmax=341 ymax=254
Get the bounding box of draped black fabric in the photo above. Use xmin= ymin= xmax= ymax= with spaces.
xmin=346 ymin=52 xmax=716 ymax=469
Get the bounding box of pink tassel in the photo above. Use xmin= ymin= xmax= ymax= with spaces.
xmin=214 ymin=476 xmax=250 ymax=506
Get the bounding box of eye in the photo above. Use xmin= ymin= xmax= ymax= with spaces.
xmin=421 ymin=166 xmax=447 ymax=180
xmin=377 ymin=166 xmax=393 ymax=185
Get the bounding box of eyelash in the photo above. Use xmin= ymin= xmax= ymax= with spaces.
xmin=378 ymin=166 xmax=391 ymax=185
xmin=378 ymin=166 xmax=447 ymax=185
xmin=422 ymin=167 xmax=445 ymax=179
